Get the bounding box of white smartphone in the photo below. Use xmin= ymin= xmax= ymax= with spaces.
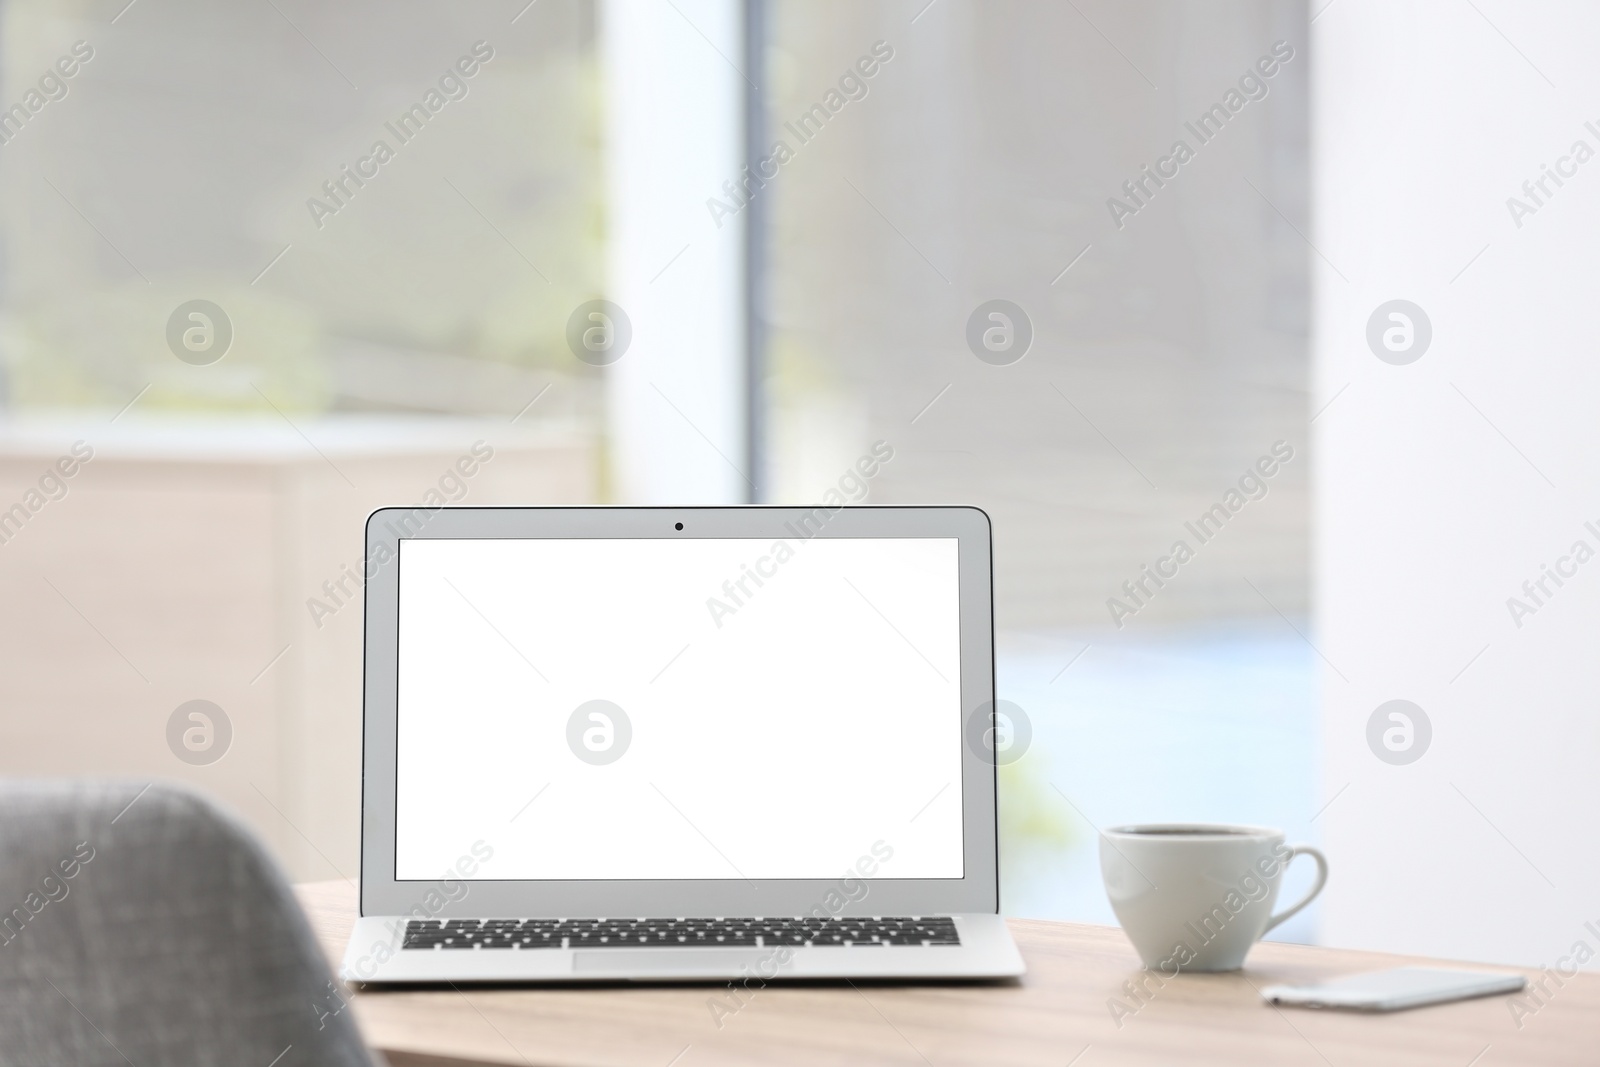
xmin=1260 ymin=967 xmax=1526 ymax=1012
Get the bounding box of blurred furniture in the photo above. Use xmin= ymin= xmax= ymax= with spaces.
xmin=0 ymin=781 xmax=374 ymax=1066
xmin=0 ymin=416 xmax=594 ymax=881
xmin=297 ymin=880 xmax=1595 ymax=1067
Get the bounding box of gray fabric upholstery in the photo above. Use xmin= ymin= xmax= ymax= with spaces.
xmin=0 ymin=779 xmax=375 ymax=1066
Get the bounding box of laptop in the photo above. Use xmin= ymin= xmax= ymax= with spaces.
xmin=342 ymin=505 xmax=1025 ymax=983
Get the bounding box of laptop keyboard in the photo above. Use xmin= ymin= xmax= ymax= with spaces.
xmin=402 ymin=916 xmax=961 ymax=950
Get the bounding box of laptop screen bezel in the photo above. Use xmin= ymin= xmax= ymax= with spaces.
xmin=359 ymin=505 xmax=999 ymax=918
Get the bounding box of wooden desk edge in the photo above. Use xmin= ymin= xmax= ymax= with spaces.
xmin=294 ymin=880 xmax=1597 ymax=1067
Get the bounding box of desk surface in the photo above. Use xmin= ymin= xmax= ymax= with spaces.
xmin=296 ymin=881 xmax=1595 ymax=1067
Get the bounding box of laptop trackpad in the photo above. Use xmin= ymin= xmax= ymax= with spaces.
xmin=572 ymin=949 xmax=778 ymax=974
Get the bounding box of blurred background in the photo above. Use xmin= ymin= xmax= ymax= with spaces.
xmin=2 ymin=0 xmax=1592 ymax=970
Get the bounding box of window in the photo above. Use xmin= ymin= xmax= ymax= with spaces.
xmin=759 ymin=0 xmax=1314 ymax=929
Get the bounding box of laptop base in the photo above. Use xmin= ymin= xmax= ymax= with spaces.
xmin=343 ymin=913 xmax=1025 ymax=983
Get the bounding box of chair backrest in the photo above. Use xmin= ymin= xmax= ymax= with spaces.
xmin=0 ymin=779 xmax=375 ymax=1067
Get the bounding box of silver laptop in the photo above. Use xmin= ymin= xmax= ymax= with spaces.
xmin=343 ymin=505 xmax=1025 ymax=983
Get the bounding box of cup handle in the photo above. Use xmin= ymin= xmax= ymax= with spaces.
xmin=1261 ymin=845 xmax=1328 ymax=934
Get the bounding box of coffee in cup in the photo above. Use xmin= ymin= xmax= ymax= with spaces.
xmin=1099 ymin=823 xmax=1327 ymax=972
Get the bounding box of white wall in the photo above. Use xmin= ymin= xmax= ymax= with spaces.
xmin=1316 ymin=0 xmax=1600 ymax=965
xmin=601 ymin=0 xmax=749 ymax=503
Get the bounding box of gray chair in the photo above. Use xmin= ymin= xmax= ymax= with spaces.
xmin=0 ymin=780 xmax=376 ymax=1066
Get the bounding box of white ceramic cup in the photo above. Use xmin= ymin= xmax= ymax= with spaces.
xmin=1099 ymin=823 xmax=1328 ymax=973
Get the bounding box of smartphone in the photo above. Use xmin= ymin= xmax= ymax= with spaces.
xmin=1260 ymin=967 xmax=1526 ymax=1012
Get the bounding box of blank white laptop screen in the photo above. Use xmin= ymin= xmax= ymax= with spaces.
xmin=393 ymin=537 xmax=965 ymax=881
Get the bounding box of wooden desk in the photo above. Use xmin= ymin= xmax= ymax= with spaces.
xmin=296 ymin=882 xmax=1595 ymax=1066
